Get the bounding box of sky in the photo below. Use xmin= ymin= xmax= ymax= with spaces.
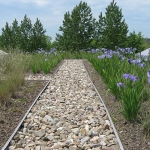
xmin=0 ymin=0 xmax=150 ymax=42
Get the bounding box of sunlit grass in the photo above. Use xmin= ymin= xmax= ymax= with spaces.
xmin=0 ymin=53 xmax=29 ymax=105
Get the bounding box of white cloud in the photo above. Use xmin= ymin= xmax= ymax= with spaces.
xmin=0 ymin=0 xmax=150 ymax=40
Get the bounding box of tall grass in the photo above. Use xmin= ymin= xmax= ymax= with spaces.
xmin=28 ymin=51 xmax=89 ymax=74
xmin=84 ymin=49 xmax=150 ymax=120
xmin=0 ymin=53 xmax=29 ymax=106
xmin=28 ymin=52 xmax=64 ymax=74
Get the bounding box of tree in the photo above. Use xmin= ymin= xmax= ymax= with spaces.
xmin=11 ymin=19 xmax=20 ymax=49
xmin=126 ymin=31 xmax=144 ymax=53
xmin=44 ymin=35 xmax=52 ymax=50
xmin=56 ymin=11 xmax=72 ymax=51
xmin=1 ymin=22 xmax=13 ymax=51
xmin=19 ymin=14 xmax=33 ymax=52
xmin=98 ymin=0 xmax=128 ymax=49
xmin=0 ymin=20 xmax=20 ymax=51
xmin=0 ymin=15 xmax=48 ymax=52
xmin=95 ymin=12 xmax=105 ymax=48
xmin=51 ymin=40 xmax=58 ymax=49
xmin=56 ymin=1 xmax=96 ymax=52
xmin=30 ymin=18 xmax=47 ymax=51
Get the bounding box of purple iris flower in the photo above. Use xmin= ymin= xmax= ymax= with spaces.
xmin=91 ymin=49 xmax=96 ymax=53
xmin=96 ymin=49 xmax=100 ymax=52
xmin=129 ymin=75 xmax=138 ymax=82
xmin=130 ymin=59 xmax=141 ymax=64
xmin=37 ymin=50 xmax=41 ymax=54
xmin=102 ymin=48 xmax=107 ymax=52
xmin=125 ymin=47 xmax=133 ymax=54
xmin=119 ymin=56 xmax=124 ymax=61
xmin=123 ymin=73 xmax=130 ymax=79
xmin=130 ymin=60 xmax=137 ymax=64
xmin=148 ymin=78 xmax=150 ymax=83
xmin=98 ymin=55 xmax=106 ymax=59
xmin=133 ymin=48 xmax=137 ymax=51
xmin=128 ymin=58 xmax=132 ymax=64
xmin=147 ymin=69 xmax=150 ymax=78
xmin=106 ymin=54 xmax=113 ymax=58
xmin=138 ymin=63 xmax=146 ymax=67
xmin=118 ymin=47 xmax=125 ymax=53
xmin=117 ymin=82 xmax=125 ymax=88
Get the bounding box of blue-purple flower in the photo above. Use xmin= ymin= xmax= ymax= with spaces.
xmin=138 ymin=63 xmax=146 ymax=67
xmin=128 ymin=58 xmax=132 ymax=64
xmin=131 ymin=59 xmax=141 ymax=64
xmin=98 ymin=55 xmax=106 ymax=59
xmin=117 ymin=82 xmax=125 ymax=88
xmin=147 ymin=69 xmax=150 ymax=78
xmin=119 ymin=56 xmax=124 ymax=61
xmin=122 ymin=73 xmax=139 ymax=82
xmin=129 ymin=75 xmax=139 ymax=82
xmin=147 ymin=70 xmax=150 ymax=83
xmin=106 ymin=54 xmax=113 ymax=58
xmin=123 ymin=73 xmax=130 ymax=79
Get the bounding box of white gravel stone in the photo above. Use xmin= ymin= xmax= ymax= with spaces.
xmin=25 ymin=74 xmax=52 ymax=80
xmin=9 ymin=59 xmax=120 ymax=149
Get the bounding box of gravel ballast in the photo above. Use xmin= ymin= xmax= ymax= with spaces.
xmin=8 ymin=60 xmax=121 ymax=150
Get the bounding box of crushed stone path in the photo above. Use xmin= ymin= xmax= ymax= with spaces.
xmin=9 ymin=59 xmax=121 ymax=150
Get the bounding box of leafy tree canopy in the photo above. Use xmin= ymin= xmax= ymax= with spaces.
xmin=56 ymin=1 xmax=96 ymax=52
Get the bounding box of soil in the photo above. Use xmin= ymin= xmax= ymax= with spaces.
xmin=0 ymin=59 xmax=150 ymax=150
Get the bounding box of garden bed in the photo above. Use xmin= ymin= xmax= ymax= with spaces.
xmin=0 ymin=80 xmax=48 ymax=149
xmin=0 ymin=60 xmax=63 ymax=149
xmin=83 ymin=59 xmax=150 ymax=150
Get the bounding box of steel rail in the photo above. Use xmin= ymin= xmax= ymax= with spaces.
xmin=1 ymin=59 xmax=64 ymax=150
xmin=82 ymin=59 xmax=124 ymax=150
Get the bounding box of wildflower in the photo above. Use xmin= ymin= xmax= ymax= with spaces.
xmin=138 ymin=63 xmax=146 ymax=67
xmin=101 ymin=48 xmax=107 ymax=52
xmin=128 ymin=57 xmax=132 ymax=64
xmin=122 ymin=73 xmax=130 ymax=79
xmin=106 ymin=54 xmax=113 ymax=58
xmin=125 ymin=47 xmax=133 ymax=54
xmin=96 ymin=49 xmax=100 ymax=52
xmin=118 ymin=47 xmax=125 ymax=53
xmin=129 ymin=75 xmax=139 ymax=82
xmin=98 ymin=55 xmax=106 ymax=59
xmin=130 ymin=59 xmax=141 ymax=64
xmin=119 ymin=55 xmax=124 ymax=61
xmin=147 ymin=69 xmax=150 ymax=78
xmin=133 ymin=48 xmax=137 ymax=51
xmin=117 ymin=82 xmax=125 ymax=88
xmin=148 ymin=78 xmax=150 ymax=83
xmin=91 ymin=49 xmax=96 ymax=53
